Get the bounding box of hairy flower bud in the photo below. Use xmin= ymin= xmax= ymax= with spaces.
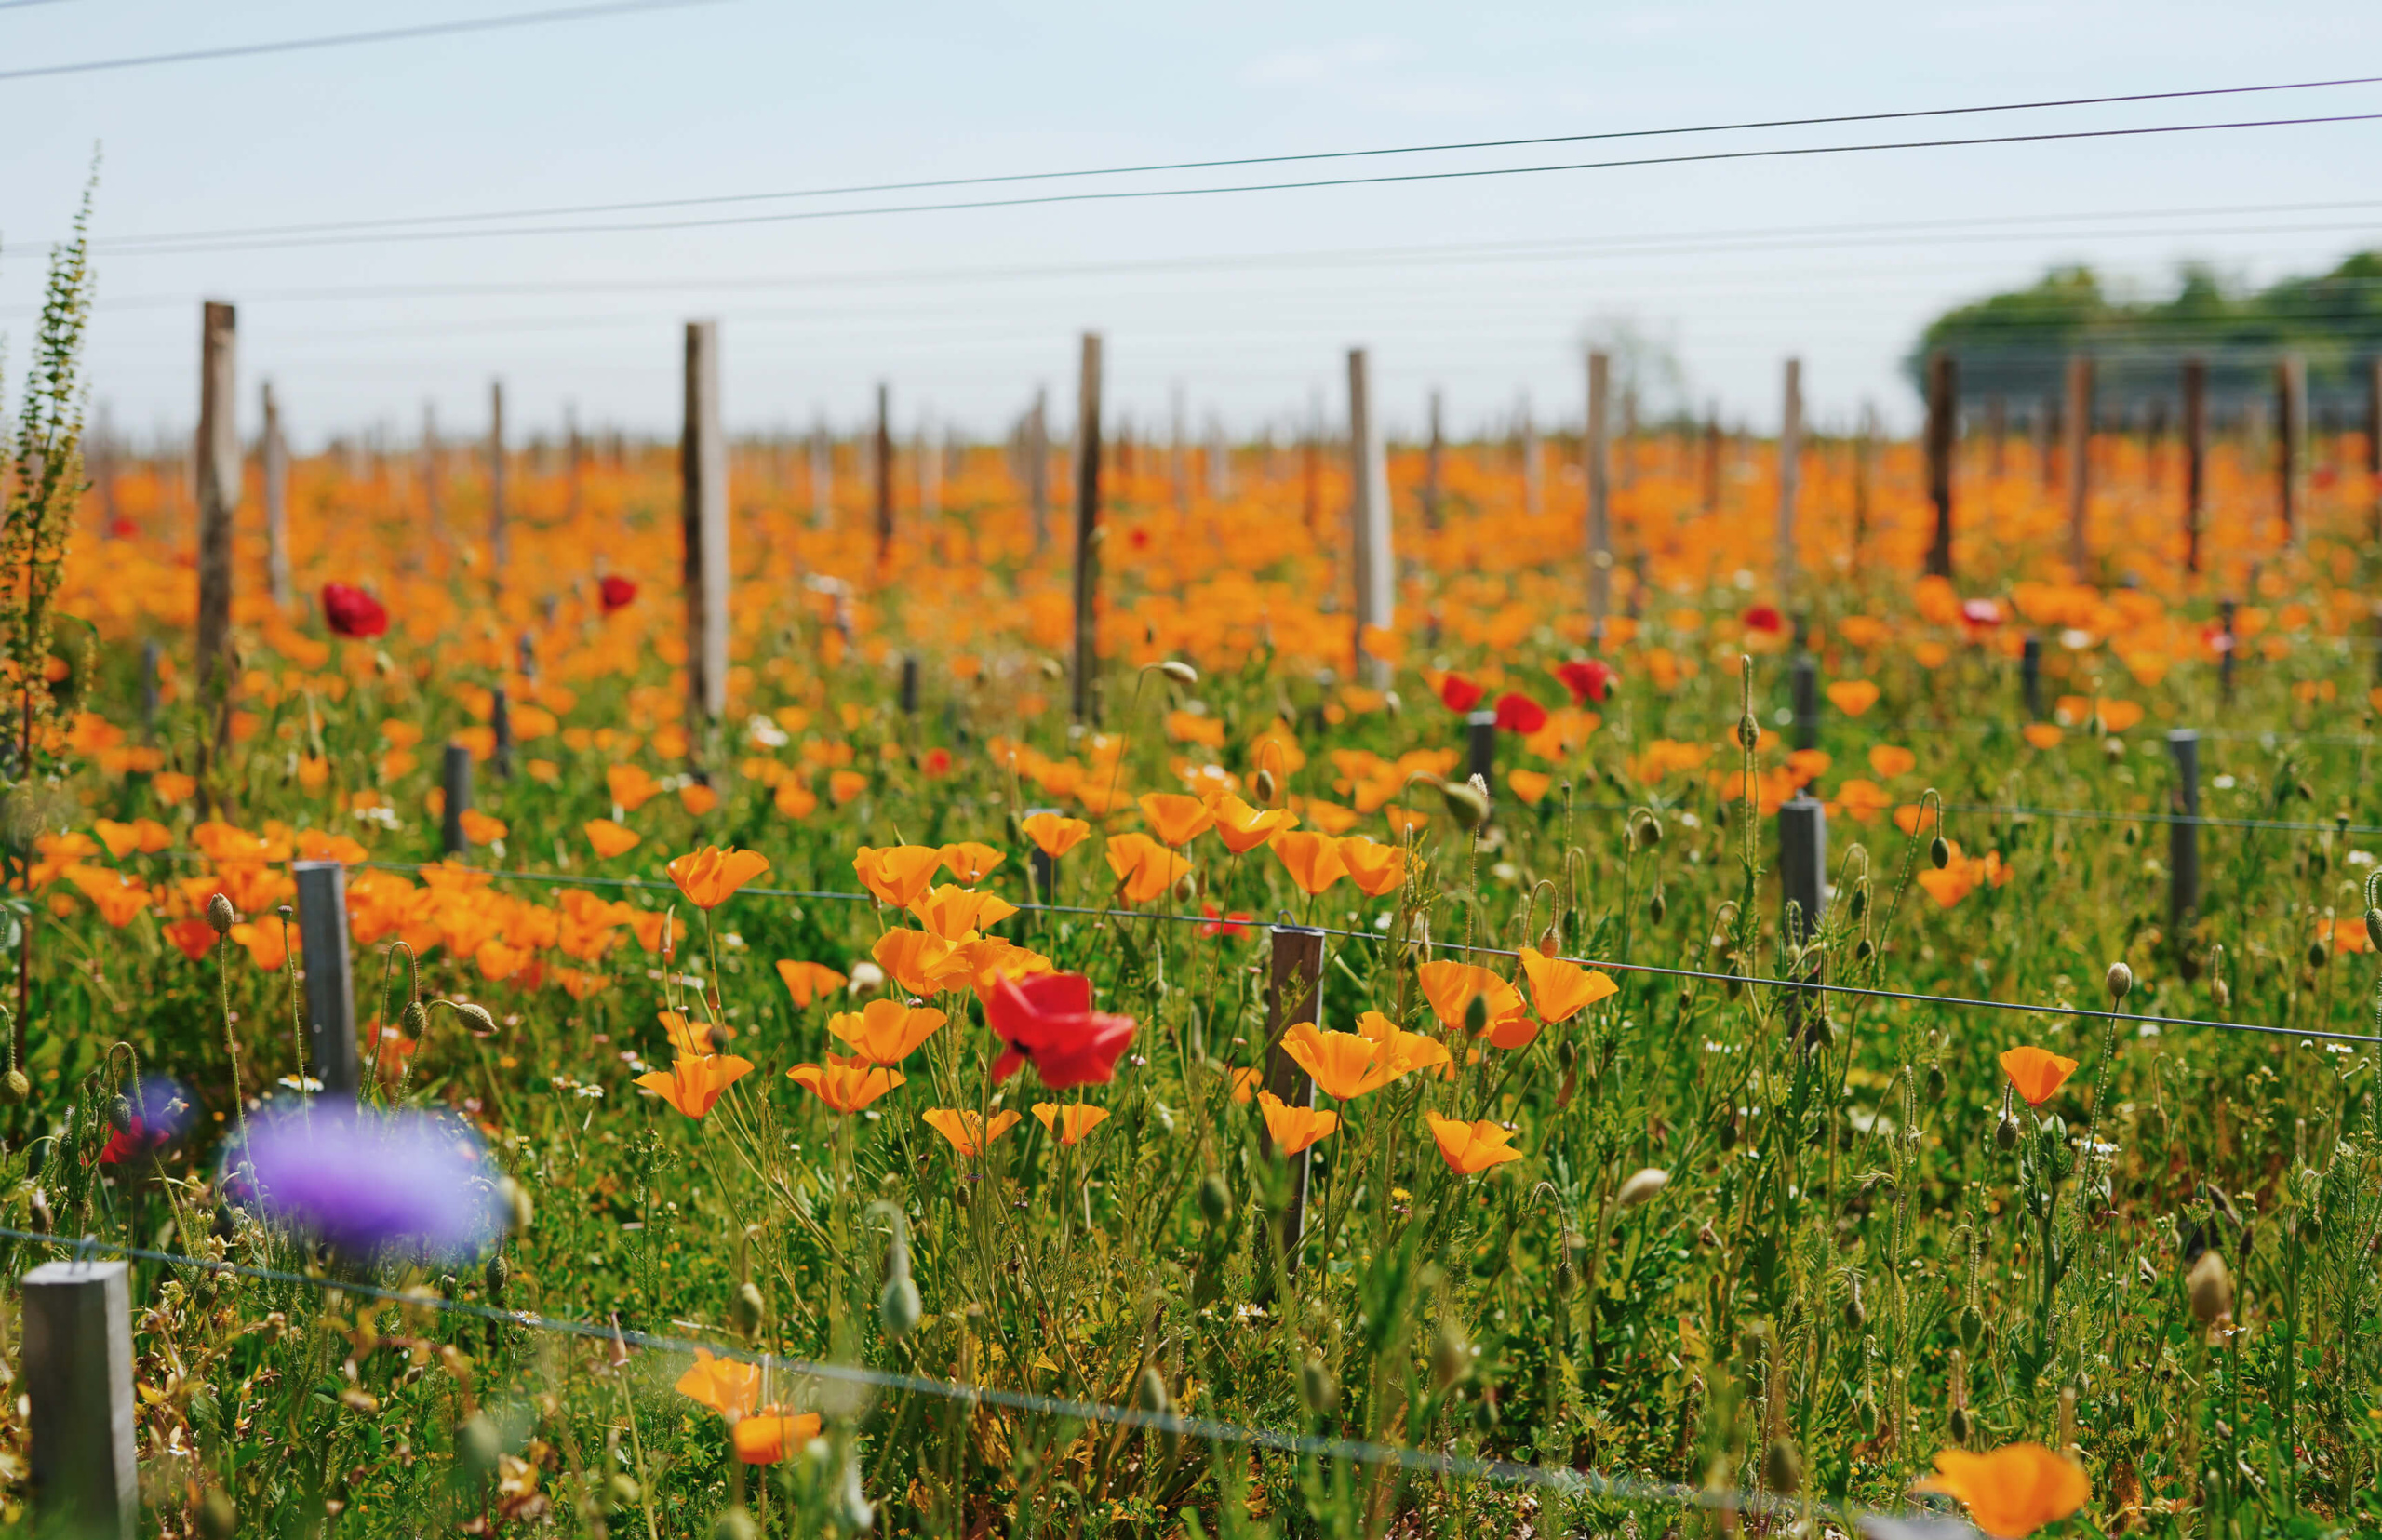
xmin=1995 ymin=1114 xmax=2020 ymax=1151
xmin=453 ymin=1001 xmax=497 ymax=1034
xmin=0 ymin=1069 xmax=27 ymax=1105
xmin=1929 ymin=835 xmax=1950 ymax=870
xmin=1613 ymin=1167 xmax=1669 ymax=1211
xmin=1958 ymin=1304 xmax=1985 ymax=1354
xmin=1762 ymin=1437 xmax=1803 ymax=1495
xmin=1430 ymin=1321 xmax=1471 ymax=1390
xmin=730 ymin=1281 xmax=766 ymax=1340
xmin=2188 ymin=1249 xmax=2235 ymax=1327
xmin=1252 ymin=767 xmax=1278 ymax=804
xmin=1300 ymin=1357 xmax=1336 ymax=1414
xmin=1198 ymin=1172 xmax=1231 ymax=1228
xmin=1159 ymin=660 xmax=1198 ymax=687
xmin=1463 ymin=992 xmax=1490 ymax=1036
xmin=2106 ymin=961 xmax=2133 ymax=1002
xmin=403 ymin=999 xmax=429 ymax=1038
xmin=207 ymin=893 xmax=236 ymax=934
xmin=485 ymin=1252 xmax=509 ymax=1304
xmin=1841 ymin=1275 xmax=1867 ymax=1332
xmin=1441 ymin=777 xmax=1490 ymax=830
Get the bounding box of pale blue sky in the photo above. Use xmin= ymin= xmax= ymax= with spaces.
xmin=4 ymin=1 xmax=2380 ymax=449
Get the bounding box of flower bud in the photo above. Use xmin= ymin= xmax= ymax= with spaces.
xmin=2367 ymin=908 xmax=2382 ymax=954
xmin=1924 ymin=1061 xmax=1947 ymax=1103
xmin=485 ymin=1252 xmax=509 ymax=1304
xmin=1948 ymin=1404 xmax=1972 ymax=1444
xmin=2308 ymin=938 xmax=2330 ymax=969
xmin=1441 ymin=778 xmax=1490 ymax=830
xmin=2187 ymin=1249 xmax=2234 ymax=1326
xmin=1299 ymin=1356 xmax=1336 ymax=1414
xmin=207 ymin=893 xmax=236 ymax=934
xmin=197 ymin=1489 xmax=237 ymax=1540
xmin=403 ymin=999 xmax=429 ymax=1038
xmin=1159 ymin=660 xmax=1198 ymax=687
xmin=456 ymin=1411 xmax=503 ymax=1480
xmin=2106 ymin=961 xmax=2133 ymax=1002
xmin=1995 ymin=1114 xmax=2020 ymax=1151
xmin=1841 ymin=1276 xmax=1867 ymax=1332
xmin=1198 ymin=1172 xmax=1231 ymax=1227
xmin=730 ymin=1281 xmax=766 ymax=1339
xmin=1849 ymin=885 xmax=1868 ymax=921
xmin=711 ymin=1508 xmax=759 ymax=1540
xmin=1636 ymin=817 xmax=1663 ymax=850
xmin=1252 ymin=767 xmax=1278 ymax=804
xmin=1613 ymin=1167 xmax=1669 ymax=1211
xmin=0 ymin=1069 xmax=27 ymax=1105
xmin=879 ymin=1226 xmax=922 ymax=1339
xmin=1430 ymin=1321 xmax=1471 ymax=1389
xmin=1648 ymin=891 xmax=1666 ymax=925
xmin=454 ymin=1001 xmax=497 ymax=1034
xmin=1958 ymin=1304 xmax=1984 ymax=1353
xmin=1929 ymin=836 xmax=1950 ymax=870
xmin=1136 ymin=1365 xmax=1171 ymax=1417
xmin=1762 ymin=1437 xmax=1803 ymax=1495
xmin=1736 ymin=714 xmax=1760 ymax=751
xmin=1463 ymin=992 xmax=1490 ymax=1036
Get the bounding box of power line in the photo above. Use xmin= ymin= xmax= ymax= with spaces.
xmin=77 ymin=74 xmax=2382 ymax=249
xmin=0 ymin=0 xmax=727 ymax=83
xmin=76 ymin=110 xmax=2382 ymax=256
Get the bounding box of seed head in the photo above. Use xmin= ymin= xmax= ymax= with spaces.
xmin=207 ymin=893 xmax=236 ymax=934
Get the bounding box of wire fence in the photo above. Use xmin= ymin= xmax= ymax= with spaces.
xmin=0 ymin=1229 xmax=1981 ymax=1537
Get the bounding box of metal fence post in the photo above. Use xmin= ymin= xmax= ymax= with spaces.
xmin=1262 ymin=925 xmax=1324 ymax=1272
xmin=2168 ymin=730 xmax=2201 ymax=935
xmin=2022 ymin=633 xmax=2043 ymax=720
xmin=23 ymin=1257 xmax=138 ymax=1540
xmin=1465 ymin=710 xmax=1496 ymax=802
xmin=1778 ymin=795 xmax=1827 ymax=1029
xmin=442 ymin=743 xmax=472 ymax=858
xmin=294 ymin=860 xmax=359 ymax=1096
xmin=1790 ymin=653 xmax=1819 ymax=753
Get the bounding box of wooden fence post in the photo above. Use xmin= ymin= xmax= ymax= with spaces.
xmin=1170 ymin=383 xmax=1188 ymax=513
xmin=2218 ymin=599 xmax=2239 ymax=704
xmin=262 ymin=380 xmax=291 ymax=609
xmin=1423 ymin=388 xmax=1444 ymax=533
xmin=2022 ymin=634 xmax=2043 ymax=720
xmin=442 ymin=743 xmax=472 ymax=858
xmin=1465 ymin=710 xmax=1496 ymax=803
xmin=2167 ymin=729 xmax=2201 ymax=936
xmin=2278 ymin=354 xmax=2306 ymax=544
xmin=490 ymin=685 xmax=513 ymax=780
xmin=23 ymin=1257 xmax=137 ymax=1540
xmin=1347 ymin=348 xmax=1393 ymax=686
xmin=1520 ymin=398 xmax=1543 ymax=517
xmin=2065 ymin=355 xmax=2094 ymax=575
xmin=2366 ymin=355 xmax=2381 ymax=541
xmin=422 ymin=401 xmax=441 ymax=533
xmin=1790 ymin=652 xmax=1819 ymax=753
xmin=1207 ymin=414 xmax=1230 ymax=501
xmin=1585 ymin=351 xmax=1613 ymax=625
xmin=1777 ymin=795 xmax=1827 ymax=1027
xmin=1262 ymin=924 xmax=1324 ymax=1271
xmin=875 ymin=382 xmax=895 ymax=565
xmin=195 ymin=300 xmax=238 ymax=756
xmin=1776 ymin=358 xmax=1802 ymax=589
xmin=1071 ymin=334 xmax=1104 ymax=722
xmin=682 ymin=321 xmax=729 ymax=746
xmin=1027 ymin=388 xmax=1050 ymax=554
xmin=1924 ymin=350 xmax=1956 ymax=577
xmin=2183 ymin=357 xmax=2208 ymax=573
xmin=294 ymin=859 xmax=359 ymax=1096
xmin=488 ymin=380 xmax=507 ymax=575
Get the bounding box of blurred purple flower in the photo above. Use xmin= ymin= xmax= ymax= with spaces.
xmin=100 ymin=1077 xmax=192 ymax=1166
xmin=223 ymin=1103 xmax=501 ymax=1255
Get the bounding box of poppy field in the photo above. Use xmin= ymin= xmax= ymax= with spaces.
xmin=13 ymin=237 xmax=2382 ymax=1539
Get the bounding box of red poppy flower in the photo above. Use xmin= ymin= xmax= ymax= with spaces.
xmin=108 ymin=518 xmax=139 ymax=541
xmin=1438 ymin=674 xmax=1485 ymax=713
xmin=919 ymin=748 xmax=953 ymax=778
xmin=320 ymin=583 xmax=389 ymax=639
xmin=1555 ymin=658 xmax=1616 ymax=704
xmin=1199 ymin=904 xmax=1251 ymax=939
xmin=100 ymin=1116 xmax=172 ymax=1165
xmin=984 ymin=972 xmax=1137 ymax=1089
xmin=1493 ymin=692 xmax=1548 ymax=734
xmin=1960 ymin=598 xmax=2005 ymax=629
xmin=1742 ymin=605 xmax=1785 ymax=635
xmin=599 ymin=575 xmax=638 ymax=613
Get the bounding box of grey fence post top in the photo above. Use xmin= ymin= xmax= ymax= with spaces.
xmin=24 ymin=1256 xmax=128 ymax=1287
xmin=23 ymin=1256 xmax=137 ymax=1540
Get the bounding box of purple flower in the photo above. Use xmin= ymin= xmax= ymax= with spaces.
xmin=223 ymin=1103 xmax=502 ymax=1255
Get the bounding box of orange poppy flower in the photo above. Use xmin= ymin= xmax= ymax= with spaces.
xmin=1299 ymin=799 xmax=1361 ymax=836
xmin=957 ymin=935 xmax=1057 ymax=1002
xmin=66 ymin=867 xmax=150 ymax=928
xmin=826 ymin=998 xmax=947 ymax=1064
xmin=607 ymin=763 xmax=662 ymax=812
xmin=1256 ymin=1091 xmax=1338 ymax=1155
xmin=787 ymin=1054 xmax=906 ymax=1113
xmin=774 ymin=779 xmax=819 ymax=819
xmin=872 ymin=928 xmax=974 ymax=996
xmin=922 ymin=1106 xmax=1024 ymax=1156
xmin=908 ymin=884 xmax=1018 ymax=942
xmin=854 ymin=844 xmax=945 ymax=908
xmin=1207 ymin=793 xmax=1297 ymax=853
xmin=1271 ymin=831 xmax=1346 ymax=896
xmin=1354 ymin=1011 xmax=1453 ymax=1078
xmin=1022 ymin=811 xmax=1091 ymax=859
xmin=1334 ymin=836 xmax=1406 ymax=898
xmin=1427 ymin=1114 xmax=1525 ymax=1174
xmin=1825 ymin=679 xmax=1880 ymax=716
xmin=1105 ymin=832 xmax=1190 ymax=905
xmin=828 ymin=770 xmax=868 ymax=805
xmin=666 ymin=846 xmax=770 ymax=910
xmin=2022 ymin=722 xmax=2064 ymax=750
xmin=679 ymin=783 xmax=720 ymax=817
xmin=939 ymin=841 xmax=1006 ymax=883
xmin=1999 ymin=1046 xmax=2079 ymax=1108
xmin=228 ymin=920 xmax=289 ymax=972
xmin=775 ymin=959 xmax=847 ymax=1007
xmin=1138 ymin=792 xmax=1216 ymax=849
xmin=1416 ymin=960 xmax=1529 ymax=1038
xmin=636 ymin=1053 xmax=755 ymax=1118
xmin=1505 ymin=769 xmax=1553 ymax=807
xmin=659 ymin=1009 xmax=714 ymax=1056
xmin=1280 ymin=1021 xmax=1419 ymax=1100
xmin=732 ymin=1410 xmax=824 ymax=1464
xmin=165 ymin=917 xmax=218 ymax=963
xmin=1519 ymin=947 xmax=1618 ymax=1024
xmin=1913 ymin=1443 xmax=2091 ymax=1539
xmin=675 ymin=1348 xmax=761 ymax=1416
xmin=583 ymin=819 xmax=641 ymax=858
xmin=1228 ymin=1066 xmax=1262 ymax=1103
xmin=1030 ymin=1102 xmax=1112 ymax=1145
xmin=1867 ymin=744 xmax=1918 ymax=778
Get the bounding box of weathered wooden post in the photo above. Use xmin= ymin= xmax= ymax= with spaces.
xmin=1586 ymin=351 xmax=1613 ymax=624
xmin=421 ymin=401 xmax=442 ymax=531
xmin=2218 ymin=598 xmax=2239 ymax=704
xmin=1261 ymin=924 xmax=1324 ymax=1271
xmin=442 ymin=743 xmax=472 ymax=858
xmin=1924 ymin=350 xmax=1956 ymax=577
xmin=1423 ymin=388 xmax=1444 ymax=533
xmin=1026 ymin=387 xmax=1050 ymax=554
xmin=875 ymin=382 xmax=895 ymax=564
xmin=1071 ymin=334 xmax=1104 ymax=722
xmin=1207 ymin=414 xmax=1230 ymax=501
xmin=1776 ymin=357 xmax=1802 ymax=588
xmin=2021 ymin=634 xmax=2043 ymax=720
xmin=1986 ymin=395 xmax=2007 ymax=480
xmin=2366 ymin=356 xmax=2382 ymax=541
xmin=1465 ymin=709 xmax=1496 ymax=801
xmin=900 ymin=654 xmax=920 ymax=717
xmin=1520 ymin=397 xmax=1543 ymax=516
xmin=490 ymin=685 xmax=513 ymax=780
xmin=261 ymin=380 xmax=291 ymax=609
xmin=195 ymin=300 xmax=238 ymax=756
xmin=488 ymin=380 xmax=507 ymax=574
xmin=1347 ymin=348 xmax=1393 ymax=687
xmin=1790 ymin=652 xmax=1819 ymax=753
xmin=293 ymin=859 xmax=359 ymax=1096
xmin=2278 ymin=353 xmax=2307 ymax=544
xmin=1170 ymin=382 xmax=1189 ymax=512
xmin=2065 ymin=355 xmax=2094 ymax=575
xmin=22 ymin=1256 xmax=138 ymax=1540
xmin=683 ymin=321 xmax=729 ymax=748
xmin=1777 ymin=795 xmax=1827 ymax=1027
xmin=2167 ymin=729 xmax=2201 ymax=936
xmin=809 ymin=420 xmax=833 ymax=531
xmin=2183 ymin=356 xmax=2208 ymax=573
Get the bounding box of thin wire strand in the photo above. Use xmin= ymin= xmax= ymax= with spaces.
xmin=0 ymin=0 xmax=727 ymax=82
xmin=85 ymin=110 xmax=2382 ymax=255
xmin=77 ymin=74 xmax=2382 ymax=248
xmin=0 ymin=1226 xmax=1959 ymax=1530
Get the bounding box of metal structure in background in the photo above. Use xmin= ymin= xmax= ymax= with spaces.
xmin=293 ymin=860 xmax=359 ymax=1097
xmin=22 ymin=1258 xmax=137 ymax=1540
xmin=442 ymin=743 xmax=472 ymax=859
xmin=1260 ymin=925 xmax=1325 ymax=1272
